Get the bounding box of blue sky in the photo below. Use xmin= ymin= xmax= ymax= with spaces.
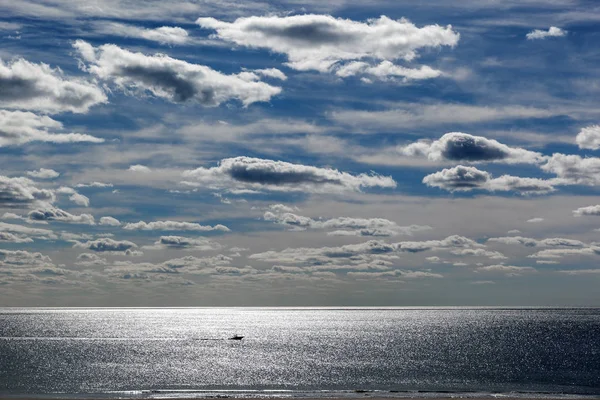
xmin=0 ymin=0 xmax=599 ymax=306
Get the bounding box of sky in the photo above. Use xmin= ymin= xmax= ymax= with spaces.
xmin=0 ymin=0 xmax=599 ymax=307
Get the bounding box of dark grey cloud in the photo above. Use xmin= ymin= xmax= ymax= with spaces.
xmin=399 ymin=132 xmax=545 ymax=164
xmin=182 ymin=156 xmax=396 ymax=193
xmin=423 ymin=165 xmax=554 ymax=194
xmin=28 ymin=206 xmax=94 ymax=225
xmin=74 ymin=238 xmax=138 ymax=253
xmin=0 ymin=176 xmax=54 ymax=208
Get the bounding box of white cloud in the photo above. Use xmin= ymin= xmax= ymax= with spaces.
xmin=252 ymin=68 xmax=287 ymax=81
xmin=28 ymin=206 xmax=95 ymax=225
xmin=335 ymin=60 xmax=442 ymax=81
xmin=56 ymin=187 xmax=90 ymax=207
xmin=99 ymin=216 xmax=121 ymax=226
xmin=398 ymin=132 xmax=545 ymax=164
xmin=128 ymin=164 xmax=151 ymax=173
xmin=573 ymin=205 xmax=600 ymax=217
xmin=75 ymin=182 xmax=113 ymax=188
xmin=182 ymin=156 xmax=396 ymax=193
xmin=0 ymin=57 xmax=106 ymax=113
xmin=264 ymin=206 xmax=431 ymax=237
xmin=558 ymin=269 xmax=600 ymax=275
xmin=488 ymin=236 xmax=586 ymax=248
xmin=197 ymin=15 xmax=459 ymax=79
xmin=328 ymin=104 xmax=555 ymax=131
xmin=528 ymin=247 xmax=600 ymax=259
xmin=526 ymin=26 xmax=566 ymax=40
xmin=0 ymin=110 xmax=104 ymax=147
xmin=123 ymin=220 xmax=230 ymax=232
xmin=477 ymin=264 xmax=537 ymax=275
xmin=26 ymin=168 xmax=60 ymax=179
xmin=541 ymin=154 xmax=600 ymax=186
xmin=73 ymin=40 xmax=281 ymax=107
xmin=75 ymin=253 xmax=107 ymax=267
xmin=422 ymin=165 xmax=554 ymax=194
xmin=527 ymin=218 xmax=544 ymax=223
xmin=575 ymin=125 xmax=600 ymax=150
xmin=0 ymin=231 xmax=33 ymax=243
xmin=450 ymin=248 xmax=507 ymax=259
xmin=92 ymin=22 xmax=189 ymax=44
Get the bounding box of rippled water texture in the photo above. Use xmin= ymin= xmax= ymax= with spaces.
xmin=0 ymin=308 xmax=598 ymax=397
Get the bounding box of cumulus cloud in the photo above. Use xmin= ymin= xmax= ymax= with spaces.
xmin=0 ymin=231 xmax=33 ymax=243
xmin=527 ymin=218 xmax=544 ymax=223
xmin=335 ymin=60 xmax=442 ymax=81
xmin=123 ymin=220 xmax=229 ymax=232
xmin=76 ymin=182 xmax=113 ymax=188
xmin=264 ymin=205 xmax=430 ymax=237
xmin=92 ymin=22 xmax=188 ymax=44
xmin=75 ymin=253 xmax=107 ymax=267
xmin=0 ymin=176 xmax=54 ymax=207
xmin=28 ymin=206 xmax=95 ymax=225
xmin=0 ymin=57 xmax=106 ymax=113
xmin=0 ymin=110 xmax=104 ymax=147
xmin=488 ymin=236 xmax=586 ymax=248
xmin=398 ymin=132 xmax=545 ymax=164
xmin=197 ymin=15 xmax=459 ymax=80
xmin=541 ymin=154 xmax=600 ymax=186
xmin=252 ymin=68 xmax=287 ymax=81
xmin=528 ymin=247 xmax=600 ymax=259
xmin=395 ymin=235 xmax=482 ymax=253
xmin=558 ymin=269 xmax=600 ymax=275
xmin=73 ymin=40 xmax=281 ymax=107
xmin=423 ymin=165 xmax=554 ymax=194
xmin=56 ymin=187 xmax=90 ymax=207
xmin=128 ymin=164 xmax=151 ymax=173
xmin=26 ymin=168 xmax=60 ymax=179
xmin=0 ymin=221 xmax=55 ymax=239
xmin=182 ymin=156 xmax=396 ymax=193
xmin=573 ymin=205 xmax=600 ymax=217
xmin=477 ymin=264 xmax=537 ymax=275
xmin=526 ymin=26 xmax=566 ymax=40
xmin=146 ymin=236 xmax=221 ymax=251
xmin=575 ymin=125 xmax=600 ymax=150
xmin=74 ymin=238 xmax=138 ymax=253
xmin=450 ymin=248 xmax=506 ymax=259
xmin=99 ymin=216 xmax=121 ymax=226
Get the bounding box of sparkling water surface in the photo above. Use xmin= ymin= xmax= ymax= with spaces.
xmin=0 ymin=308 xmax=598 ymax=398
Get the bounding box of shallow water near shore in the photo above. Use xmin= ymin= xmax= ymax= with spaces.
xmin=0 ymin=308 xmax=598 ymax=399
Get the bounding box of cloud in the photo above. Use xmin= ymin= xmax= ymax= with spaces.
xmin=541 ymin=154 xmax=600 ymax=186
xmin=128 ymin=164 xmax=151 ymax=173
xmin=0 ymin=110 xmax=104 ymax=147
xmin=197 ymin=15 xmax=459 ymax=78
xmin=398 ymin=132 xmax=545 ymax=164
xmin=0 ymin=57 xmax=106 ymax=114
xmin=450 ymin=248 xmax=507 ymax=259
xmin=575 ymin=125 xmax=600 ymax=150
xmin=489 ymin=236 xmax=586 ymax=248
xmin=335 ymin=60 xmax=442 ymax=81
xmin=528 ymin=247 xmax=600 ymax=259
xmin=526 ymin=26 xmax=566 ymax=40
xmin=0 ymin=232 xmax=33 ymax=243
xmin=557 ymin=269 xmax=600 ymax=275
xmin=73 ymin=40 xmax=281 ymax=107
xmin=74 ymin=238 xmax=138 ymax=253
xmin=0 ymin=221 xmax=55 ymax=239
xmin=476 ymin=264 xmax=537 ymax=275
xmin=573 ymin=205 xmax=600 ymax=217
xmin=182 ymin=156 xmax=396 ymax=193
xmin=395 ymin=235 xmax=483 ymax=253
xmin=75 ymin=253 xmax=107 ymax=267
xmin=28 ymin=206 xmax=95 ymax=225
xmin=99 ymin=216 xmax=121 ymax=226
xmin=75 ymin=182 xmax=113 ymax=188
xmin=122 ymin=220 xmax=229 ymax=232
xmin=328 ymin=104 xmax=555 ymax=131
xmin=527 ymin=217 xmax=544 ymax=223
xmin=264 ymin=205 xmax=431 ymax=237
xmin=422 ymin=165 xmax=554 ymax=194
xmin=146 ymin=236 xmax=221 ymax=251
xmin=92 ymin=22 xmax=189 ymax=44
xmin=252 ymin=68 xmax=287 ymax=81
xmin=0 ymin=176 xmax=54 ymax=207
xmin=56 ymin=187 xmax=90 ymax=207
xmin=26 ymin=168 xmax=60 ymax=179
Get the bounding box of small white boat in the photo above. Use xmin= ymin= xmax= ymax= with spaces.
xmin=228 ymin=334 xmax=244 ymax=340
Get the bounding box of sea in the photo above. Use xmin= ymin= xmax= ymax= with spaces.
xmin=0 ymin=308 xmax=598 ymax=399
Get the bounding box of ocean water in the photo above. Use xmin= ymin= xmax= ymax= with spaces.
xmin=0 ymin=308 xmax=598 ymax=399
